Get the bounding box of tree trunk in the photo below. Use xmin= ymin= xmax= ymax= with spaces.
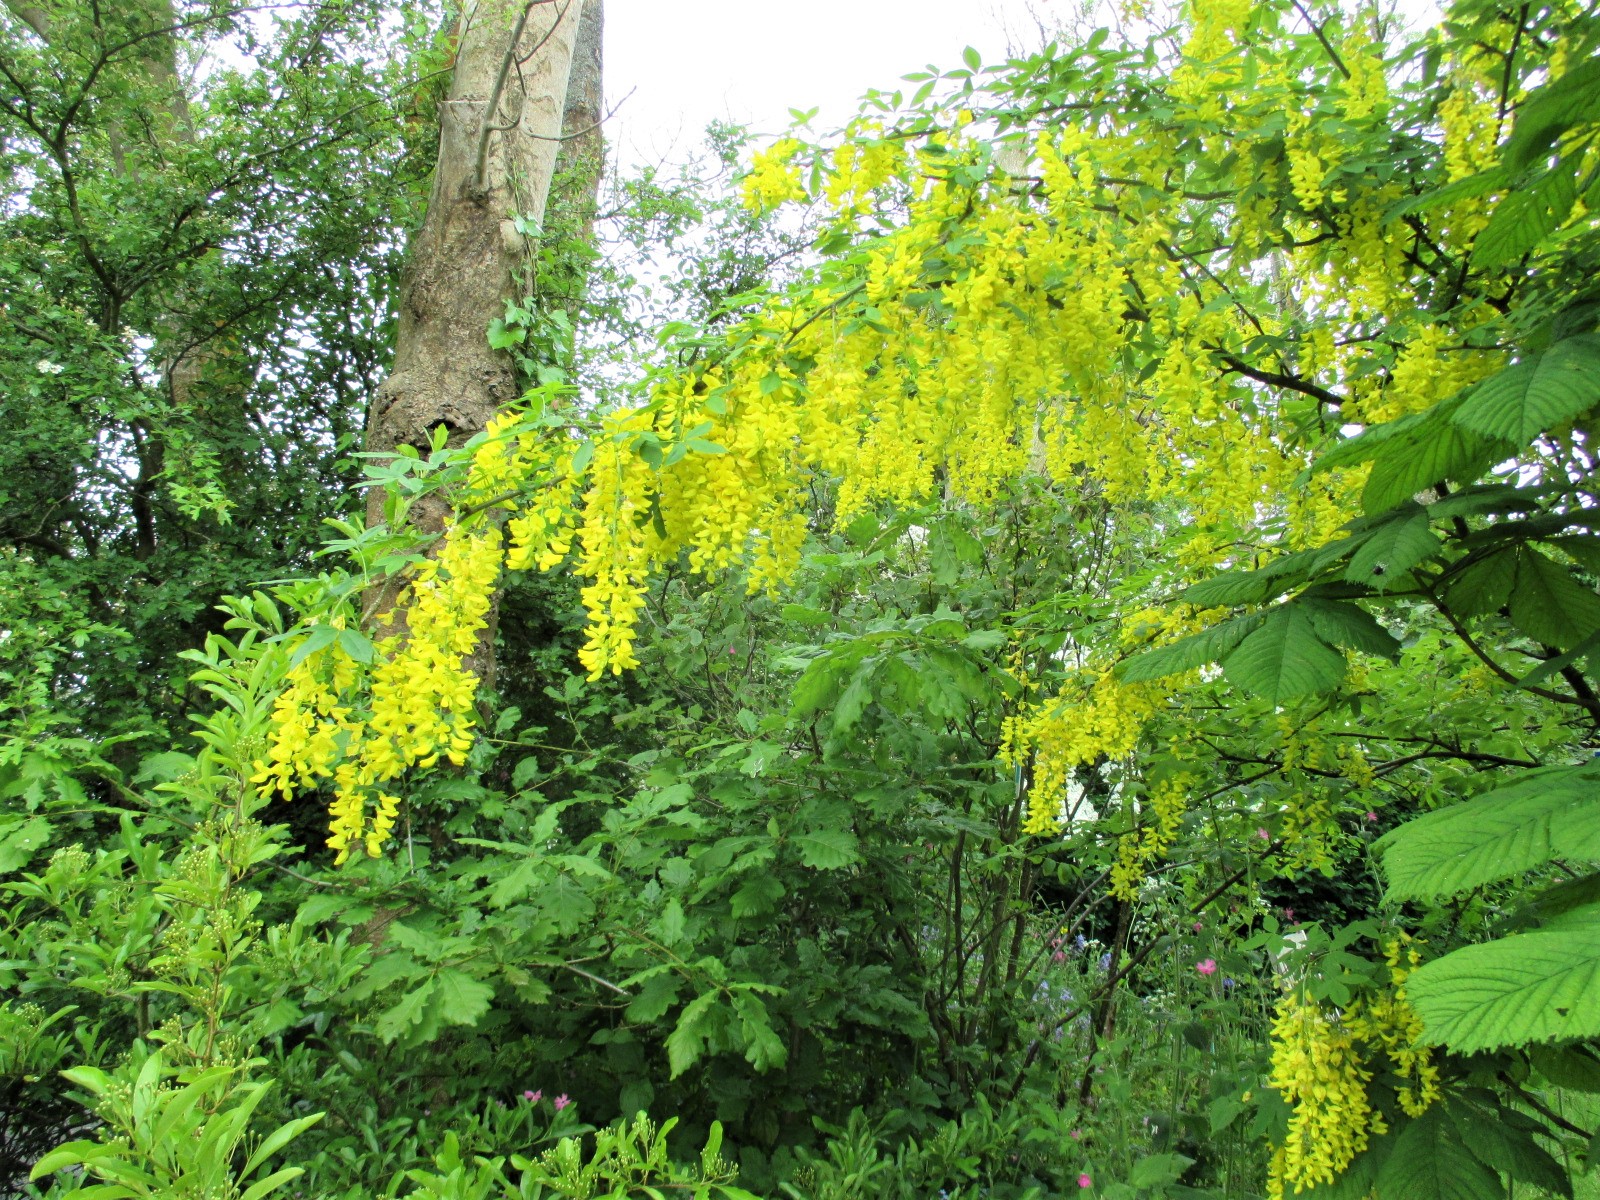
xmin=365 ymin=0 xmax=588 ymax=542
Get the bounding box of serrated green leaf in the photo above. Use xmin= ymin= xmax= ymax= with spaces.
xmin=1451 ymin=335 xmax=1600 ymax=445
xmin=1377 ymin=764 xmax=1600 ymax=901
xmin=374 ymin=980 xmax=435 ymax=1042
xmin=1508 ymin=546 xmax=1600 ymax=648
xmin=624 ymin=972 xmax=681 ymax=1023
xmin=1376 ymin=1107 xmax=1501 ymax=1200
xmin=1302 ymin=599 xmax=1401 ymax=660
xmin=1116 ymin=612 xmax=1266 ymax=683
xmin=1221 ymin=605 xmax=1346 ymax=704
xmin=1363 ymin=419 xmax=1503 ymax=512
xmin=730 ymin=874 xmax=785 ymax=918
xmin=1408 ymin=925 xmax=1600 ymax=1053
xmin=1443 ymin=548 xmax=1519 ymax=616
xmin=1503 ymin=54 xmax=1600 ymax=172
xmin=1470 ymin=163 xmax=1578 ymax=268
xmin=1344 ymin=504 xmax=1439 ymax=590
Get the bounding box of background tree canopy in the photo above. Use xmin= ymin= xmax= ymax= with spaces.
xmin=3 ymin=1 xmax=1600 ymax=1198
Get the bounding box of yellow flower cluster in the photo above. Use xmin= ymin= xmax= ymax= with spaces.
xmin=1003 ymin=670 xmax=1165 ymax=836
xmin=1267 ymin=990 xmax=1375 ymax=1195
xmin=255 ymin=522 xmax=504 ymax=862
xmin=1346 ymin=939 xmax=1441 ymax=1118
xmin=1267 ymin=942 xmax=1441 ymax=1196
xmin=740 ymin=137 xmax=808 ymax=213
xmin=1110 ymin=773 xmax=1195 ymax=900
xmin=256 ymin=410 xmax=588 ymax=860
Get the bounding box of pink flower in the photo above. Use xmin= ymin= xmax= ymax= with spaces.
xmin=523 ymin=1090 xmax=541 ymax=1103
xmin=1053 ymin=950 xmax=1066 ymax=963
xmin=1070 ymin=1129 xmax=1082 ymax=1140
xmin=1257 ymin=827 xmax=1270 ymax=841
xmin=1078 ymin=1174 xmax=1093 ymax=1189
xmin=1196 ymin=958 xmax=1218 ymax=976
xmin=554 ymin=1094 xmax=570 ymax=1111
xmin=1365 ymin=811 xmax=1378 ymax=822
xmin=1191 ymin=921 xmax=1203 ymax=933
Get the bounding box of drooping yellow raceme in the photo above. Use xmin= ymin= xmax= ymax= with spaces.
xmin=1266 ymin=990 xmax=1376 ymax=1196
xmin=257 ymin=0 xmax=1543 ymax=863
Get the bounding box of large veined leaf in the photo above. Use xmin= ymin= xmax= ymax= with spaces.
xmin=1451 ymin=334 xmax=1600 ymax=446
xmin=1344 ymin=504 xmax=1439 ymax=591
xmin=1363 ymin=418 xmax=1504 ymax=513
xmin=1469 ymin=163 xmax=1578 ymax=269
xmin=1116 ymin=612 xmax=1266 ymax=683
xmin=1442 ymin=547 xmax=1518 ymax=617
xmin=1302 ymin=599 xmax=1401 ymax=660
xmin=1407 ymin=925 xmax=1600 ymax=1052
xmin=1507 ymin=546 xmax=1600 ymax=649
xmin=1377 ymin=763 xmax=1600 ymax=901
xmin=1450 ymin=1104 xmax=1572 ymax=1199
xmin=1221 ymin=605 xmax=1346 ymax=705
xmin=1502 ymin=53 xmax=1600 ymax=172
xmin=1376 ymin=1108 xmax=1502 ymax=1200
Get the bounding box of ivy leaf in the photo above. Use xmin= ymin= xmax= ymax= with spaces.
xmin=1375 ymin=1107 xmax=1502 ymax=1200
xmin=1220 ymin=605 xmax=1346 ymax=705
xmin=793 ymin=827 xmax=859 ymax=870
xmin=433 ymin=969 xmax=493 ymax=1027
xmin=1451 ymin=335 xmax=1600 ymax=446
xmin=1376 ymin=764 xmax=1600 ymax=901
xmin=1343 ymin=504 xmax=1439 ymax=590
xmin=1407 ymin=925 xmax=1600 ymax=1053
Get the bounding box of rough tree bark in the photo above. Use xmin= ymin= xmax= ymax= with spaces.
xmin=365 ymin=0 xmax=590 ymax=539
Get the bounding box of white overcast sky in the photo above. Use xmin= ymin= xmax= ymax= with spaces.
xmin=604 ymin=0 xmax=1054 ymax=164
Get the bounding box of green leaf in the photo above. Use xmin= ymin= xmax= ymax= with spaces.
xmin=1443 ymin=548 xmax=1518 ymax=617
xmin=434 ymin=968 xmax=494 ymax=1027
xmin=1375 ymin=1107 xmax=1502 ymax=1200
xmin=1407 ymin=924 xmax=1600 ymax=1053
xmin=624 ymin=971 xmax=681 ymax=1023
xmin=1451 ymin=335 xmax=1600 ymax=446
xmin=1302 ymin=599 xmax=1400 ymax=660
xmin=374 ymin=979 xmax=436 ymax=1042
xmin=1344 ymin=504 xmax=1438 ymax=590
xmin=241 ymin=1113 xmax=324 ymax=1180
xmin=0 ymin=815 xmax=52 ymax=874
xmin=1221 ymin=605 xmax=1346 ymax=705
xmin=1449 ymin=1096 xmax=1572 ymax=1198
xmin=1116 ymin=612 xmax=1266 ymax=683
xmin=1363 ymin=419 xmax=1503 ymax=512
xmin=730 ymin=874 xmax=785 ymax=918
xmin=1507 ymin=546 xmax=1600 ymax=649
xmin=1529 ymin=1044 xmax=1600 ymax=1092
xmin=1377 ymin=764 xmax=1600 ymax=901
xmin=1470 ymin=163 xmax=1578 ymax=268
xmin=793 ymin=827 xmax=860 ymax=870
xmin=1503 ymin=54 xmax=1600 ymax=172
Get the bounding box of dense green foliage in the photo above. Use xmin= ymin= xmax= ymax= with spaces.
xmin=5 ymin=0 xmax=1600 ymax=1198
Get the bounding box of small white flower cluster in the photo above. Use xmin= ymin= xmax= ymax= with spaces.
xmin=35 ymin=359 xmax=64 ymax=375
